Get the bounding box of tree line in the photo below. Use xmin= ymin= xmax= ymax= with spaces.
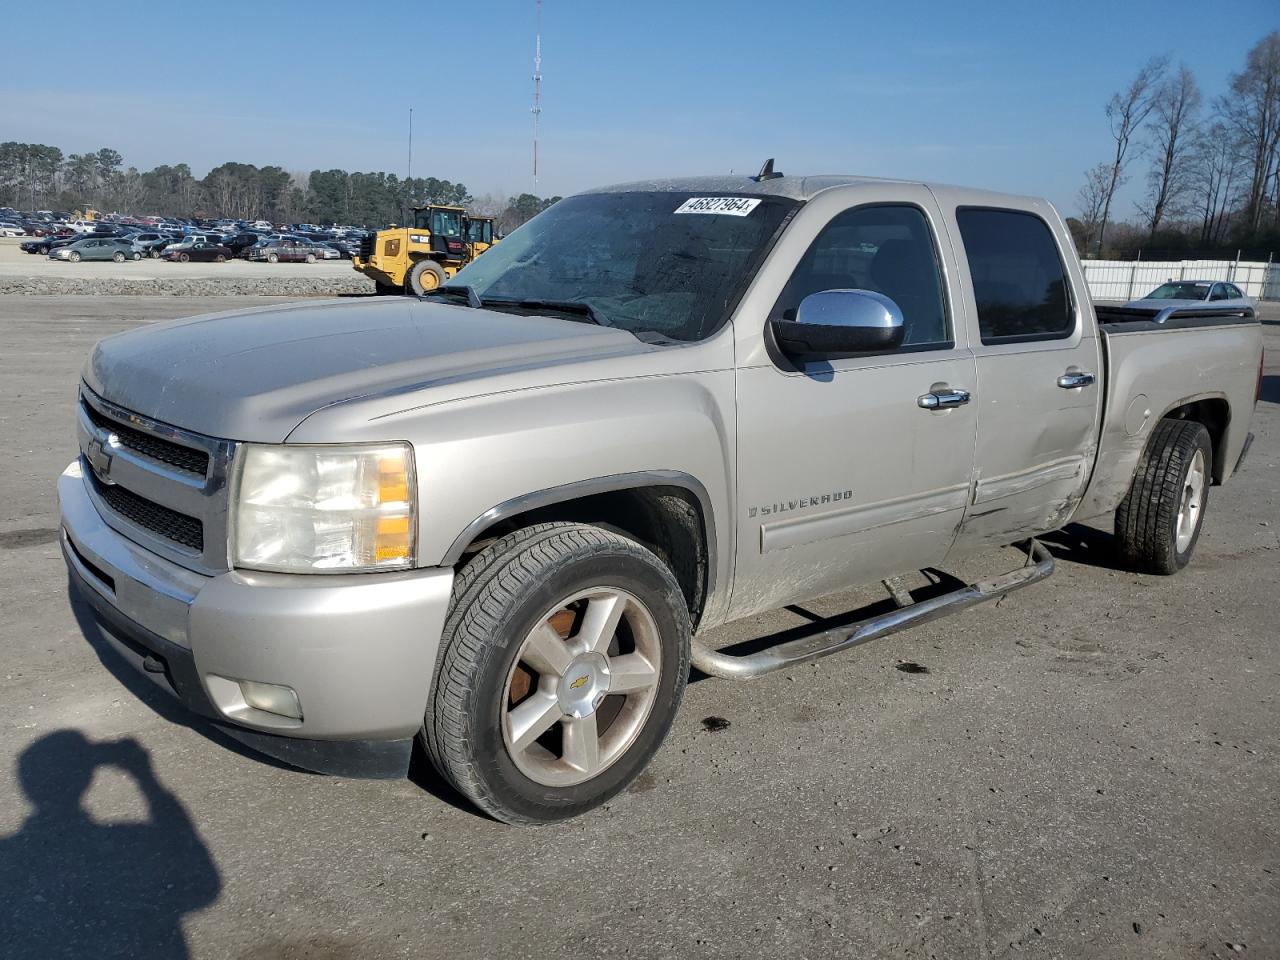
xmin=0 ymin=143 xmax=558 ymax=231
xmin=1074 ymin=31 xmax=1280 ymax=258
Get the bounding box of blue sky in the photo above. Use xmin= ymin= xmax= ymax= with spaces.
xmin=2 ymin=1 xmax=1276 ymax=217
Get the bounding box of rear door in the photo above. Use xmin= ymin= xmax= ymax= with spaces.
xmin=941 ymin=200 xmax=1103 ymax=550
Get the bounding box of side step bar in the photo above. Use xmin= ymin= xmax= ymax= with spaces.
xmin=690 ymin=540 xmax=1054 ymax=680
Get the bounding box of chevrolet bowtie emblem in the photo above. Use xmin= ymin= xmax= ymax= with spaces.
xmin=569 ymin=675 xmax=589 ymax=690
xmin=86 ymin=434 xmax=118 ymax=485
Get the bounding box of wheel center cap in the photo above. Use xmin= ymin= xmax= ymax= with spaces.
xmin=558 ymin=652 xmax=611 ymax=719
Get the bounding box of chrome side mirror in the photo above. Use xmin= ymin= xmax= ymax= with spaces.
xmin=771 ymin=289 xmax=905 ymax=361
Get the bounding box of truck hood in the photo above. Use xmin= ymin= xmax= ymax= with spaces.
xmin=84 ymin=297 xmax=651 ymax=442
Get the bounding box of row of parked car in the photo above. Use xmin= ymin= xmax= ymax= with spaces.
xmin=2 ymin=207 xmax=371 ymax=265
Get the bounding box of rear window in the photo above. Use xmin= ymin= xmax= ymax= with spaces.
xmin=956 ymin=208 xmax=1073 ymax=344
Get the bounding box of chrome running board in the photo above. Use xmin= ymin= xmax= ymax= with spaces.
xmin=690 ymin=540 xmax=1054 ymax=680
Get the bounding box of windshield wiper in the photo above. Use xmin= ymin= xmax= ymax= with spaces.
xmin=423 ymin=284 xmax=483 ymax=308
xmin=485 ymin=297 xmax=610 ymax=327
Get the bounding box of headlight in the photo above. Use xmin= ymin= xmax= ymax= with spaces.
xmin=232 ymin=443 xmax=415 ymax=573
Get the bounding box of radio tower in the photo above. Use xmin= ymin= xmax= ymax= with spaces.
xmin=532 ymin=0 xmax=542 ymax=190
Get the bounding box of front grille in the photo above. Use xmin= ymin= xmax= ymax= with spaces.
xmin=90 ymin=471 xmax=204 ymax=552
xmin=82 ymin=400 xmax=209 ymax=477
xmin=358 ymin=235 xmax=376 ymax=259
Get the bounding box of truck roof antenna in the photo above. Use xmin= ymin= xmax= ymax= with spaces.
xmin=750 ymin=158 xmax=784 ymax=182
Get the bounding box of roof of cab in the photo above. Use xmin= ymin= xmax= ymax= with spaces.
xmin=580 ymin=173 xmax=1049 ymax=210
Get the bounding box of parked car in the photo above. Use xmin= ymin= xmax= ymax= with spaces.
xmin=221 ymin=233 xmax=264 ymax=258
xmin=248 ymin=238 xmax=322 ymax=263
xmin=0 ymin=220 xmax=25 ymax=236
xmin=49 ymin=237 xmax=141 ymax=262
xmin=129 ymin=233 xmax=178 ymax=258
xmin=163 ymin=241 xmax=232 ymax=263
xmin=58 ymin=171 xmax=1263 ymax=824
xmin=1122 ymin=280 xmax=1253 ymax=311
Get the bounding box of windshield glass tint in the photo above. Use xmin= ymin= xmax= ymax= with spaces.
xmin=431 ymin=210 xmax=462 ymax=237
xmin=1147 ymin=282 xmax=1210 ymax=300
xmin=449 ymin=192 xmax=797 ymax=341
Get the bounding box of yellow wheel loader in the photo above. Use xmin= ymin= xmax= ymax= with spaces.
xmin=353 ymin=205 xmax=499 ymax=295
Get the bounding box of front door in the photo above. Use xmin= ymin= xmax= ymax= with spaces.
xmin=730 ymin=190 xmax=977 ymax=621
xmin=942 ymin=202 xmax=1103 ymax=550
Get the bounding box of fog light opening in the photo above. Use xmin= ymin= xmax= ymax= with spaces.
xmin=238 ymin=680 xmax=303 ymax=720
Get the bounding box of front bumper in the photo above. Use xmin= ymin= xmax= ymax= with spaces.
xmin=58 ymin=460 xmax=454 ymax=778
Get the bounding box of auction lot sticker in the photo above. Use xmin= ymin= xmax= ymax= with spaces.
xmin=674 ymin=197 xmax=762 ymax=216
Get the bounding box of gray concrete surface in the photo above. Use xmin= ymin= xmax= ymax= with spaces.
xmin=0 ymin=295 xmax=1277 ymax=960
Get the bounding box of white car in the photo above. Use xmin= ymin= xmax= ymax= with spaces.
xmin=0 ymin=221 xmax=26 ymax=237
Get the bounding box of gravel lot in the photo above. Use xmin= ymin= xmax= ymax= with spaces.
xmin=0 ymin=295 xmax=1276 ymax=960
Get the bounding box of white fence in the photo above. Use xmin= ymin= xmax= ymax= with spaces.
xmin=1082 ymin=257 xmax=1280 ymax=301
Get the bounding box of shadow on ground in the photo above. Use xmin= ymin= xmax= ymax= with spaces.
xmin=1260 ymin=374 xmax=1280 ymax=404
xmin=0 ymin=731 xmax=220 ymax=959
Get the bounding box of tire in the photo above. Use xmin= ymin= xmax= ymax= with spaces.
xmin=68 ymin=252 xmax=81 ymax=262
xmin=305 ymin=253 xmax=316 ymax=264
xmin=1115 ymin=418 xmax=1212 ymax=575
xmin=149 ymin=248 xmax=160 ymax=258
xmin=407 ymin=259 xmax=446 ymax=295
xmin=178 ymin=253 xmax=190 ymax=263
xmin=131 ymin=252 xmax=141 ymax=261
xmin=112 ymin=252 xmax=125 ymax=262
xmin=423 ymin=522 xmax=691 ymax=824
xmin=267 ymin=253 xmax=279 ymax=264
xmin=215 ymin=254 xmax=226 ymax=263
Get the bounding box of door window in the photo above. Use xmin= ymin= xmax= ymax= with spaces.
xmin=771 ymin=204 xmax=949 ymax=348
xmin=955 ymin=208 xmax=1073 ymax=344
xmin=1209 ymin=283 xmax=1229 ymax=301
xmin=1226 ymin=283 xmax=1244 ymax=299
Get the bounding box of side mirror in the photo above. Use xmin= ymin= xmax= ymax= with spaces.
xmin=770 ymin=289 xmax=905 ymax=362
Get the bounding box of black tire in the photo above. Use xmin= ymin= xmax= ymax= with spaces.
xmin=406 ymin=259 xmax=446 ymax=295
xmin=178 ymin=252 xmax=190 ymax=263
xmin=423 ymin=522 xmax=691 ymax=824
xmin=267 ymin=253 xmax=279 ymax=264
xmin=149 ymin=248 xmax=160 ymax=258
xmin=215 ymin=254 xmax=226 ymax=263
xmin=68 ymin=251 xmax=81 ymax=262
xmin=1115 ymin=419 xmax=1212 ymax=575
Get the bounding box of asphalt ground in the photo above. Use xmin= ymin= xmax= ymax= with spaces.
xmin=0 ymin=295 xmax=1277 ymax=960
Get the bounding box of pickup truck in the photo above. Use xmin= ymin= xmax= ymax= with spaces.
xmin=59 ymin=170 xmax=1264 ymax=824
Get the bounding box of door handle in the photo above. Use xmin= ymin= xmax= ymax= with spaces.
xmin=917 ymin=388 xmax=971 ymax=410
xmin=1057 ymin=371 xmax=1096 ymax=389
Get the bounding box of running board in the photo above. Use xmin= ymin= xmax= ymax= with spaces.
xmin=690 ymin=540 xmax=1054 ymax=680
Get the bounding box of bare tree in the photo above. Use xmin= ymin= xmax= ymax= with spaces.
xmin=1076 ymin=162 xmax=1114 ymax=254
xmin=1189 ymin=121 xmax=1242 ymax=246
xmin=1137 ymin=64 xmax=1201 ymax=238
xmin=1219 ymin=31 xmax=1280 ymax=235
xmin=1096 ymin=56 xmax=1168 ymax=254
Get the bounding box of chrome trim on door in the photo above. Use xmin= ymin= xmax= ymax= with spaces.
xmin=917 ymin=388 xmax=971 ymax=409
xmin=1057 ymin=371 xmax=1096 ymax=389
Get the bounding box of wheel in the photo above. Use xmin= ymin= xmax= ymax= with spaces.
xmin=112 ymin=252 xmax=125 ymax=262
xmin=178 ymin=253 xmax=190 ymax=263
xmin=424 ymin=522 xmax=691 ymax=824
xmin=266 ymin=253 xmax=278 ymax=263
xmin=215 ymin=254 xmax=226 ymax=263
xmin=68 ymin=251 xmax=81 ymax=262
xmin=305 ymin=253 xmax=316 ymax=264
xmin=1116 ymin=419 xmax=1212 ymax=575
xmin=131 ymin=252 xmax=141 ymax=261
xmin=407 ymin=259 xmax=446 ymax=295
xmin=149 ymin=248 xmax=160 ymax=258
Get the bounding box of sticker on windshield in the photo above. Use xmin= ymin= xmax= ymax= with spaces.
xmin=674 ymin=197 xmax=762 ymax=217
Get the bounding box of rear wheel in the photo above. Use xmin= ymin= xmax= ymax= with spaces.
xmin=267 ymin=253 xmax=279 ymax=264
xmin=178 ymin=253 xmax=190 ymax=263
xmin=131 ymin=252 xmax=141 ymax=261
xmin=1116 ymin=419 xmax=1212 ymax=574
xmin=215 ymin=254 xmax=226 ymax=263
xmin=423 ymin=522 xmax=691 ymax=824
xmin=112 ymin=251 xmax=125 ymax=263
xmin=305 ymin=253 xmax=316 ymax=264
xmin=149 ymin=248 xmax=161 ymax=258
xmin=407 ymin=259 xmax=446 ymax=295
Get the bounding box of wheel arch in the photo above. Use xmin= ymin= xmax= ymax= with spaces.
xmin=442 ymin=472 xmax=717 ymax=629
xmin=1158 ymin=394 xmax=1230 ymax=483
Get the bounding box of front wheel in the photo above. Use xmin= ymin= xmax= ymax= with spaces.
xmin=406 ymin=259 xmax=446 ymax=295
xmin=68 ymin=251 xmax=81 ymax=262
xmin=305 ymin=253 xmax=316 ymax=264
xmin=1116 ymin=418 xmax=1212 ymax=574
xmin=215 ymin=254 xmax=226 ymax=263
xmin=112 ymin=252 xmax=125 ymax=262
xmin=266 ymin=253 xmax=279 ymax=264
xmin=149 ymin=248 xmax=160 ymax=258
xmin=178 ymin=253 xmax=190 ymax=263
xmin=423 ymin=522 xmax=691 ymax=824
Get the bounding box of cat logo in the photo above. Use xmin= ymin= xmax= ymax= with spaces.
xmin=569 ymin=675 xmax=589 ymax=690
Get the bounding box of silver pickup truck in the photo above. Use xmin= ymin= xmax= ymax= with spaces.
xmin=60 ymin=170 xmax=1264 ymax=824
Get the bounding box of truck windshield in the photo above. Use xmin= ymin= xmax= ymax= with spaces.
xmin=448 ymin=191 xmax=797 ymax=341
xmin=1146 ymin=282 xmax=1211 ymax=300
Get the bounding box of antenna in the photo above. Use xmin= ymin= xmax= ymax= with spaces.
xmin=532 ymin=0 xmax=542 ymax=190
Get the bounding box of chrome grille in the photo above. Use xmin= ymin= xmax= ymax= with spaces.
xmin=81 ymin=398 xmax=209 ymax=477
xmin=77 ymin=386 xmax=236 ymax=574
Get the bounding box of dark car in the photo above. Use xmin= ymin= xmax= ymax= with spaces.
xmin=163 ymin=241 xmax=233 ymax=263
xmin=247 ymin=238 xmax=322 ymax=263
xmin=222 ymin=233 xmax=264 ymax=258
